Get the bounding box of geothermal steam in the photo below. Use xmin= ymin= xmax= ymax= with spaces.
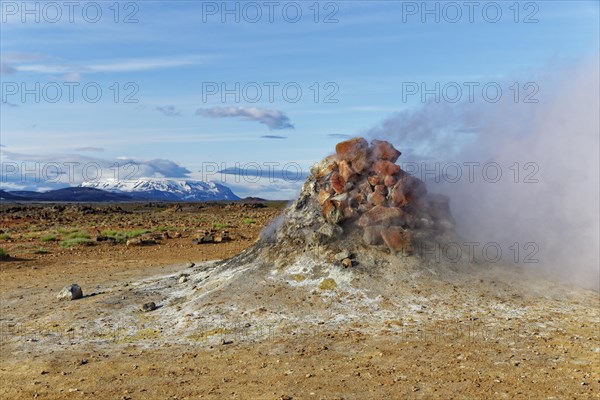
xmin=368 ymin=59 xmax=600 ymax=289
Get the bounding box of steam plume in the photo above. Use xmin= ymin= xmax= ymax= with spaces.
xmin=368 ymin=58 xmax=600 ymax=289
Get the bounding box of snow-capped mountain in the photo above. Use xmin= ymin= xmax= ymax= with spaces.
xmin=80 ymin=178 xmax=239 ymax=201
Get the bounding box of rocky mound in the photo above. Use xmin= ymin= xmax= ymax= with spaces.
xmin=268 ymin=137 xmax=457 ymax=264
xmin=21 ymin=138 xmax=597 ymax=360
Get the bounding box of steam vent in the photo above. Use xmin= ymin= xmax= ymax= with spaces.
xmin=270 ymin=137 xmax=456 ymax=261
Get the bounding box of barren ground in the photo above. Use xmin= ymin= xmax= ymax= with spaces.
xmin=1 ymin=202 xmax=598 ymax=399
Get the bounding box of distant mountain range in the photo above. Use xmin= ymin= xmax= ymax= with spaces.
xmin=0 ymin=178 xmax=240 ymax=202
xmin=1 ymin=187 xmax=135 ymax=202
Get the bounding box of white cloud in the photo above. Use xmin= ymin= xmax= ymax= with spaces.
xmin=2 ymin=53 xmax=206 ymax=79
xmin=196 ymin=106 xmax=294 ymax=130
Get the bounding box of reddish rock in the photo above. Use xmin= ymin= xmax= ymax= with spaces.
xmin=335 ymin=137 xmax=370 ymax=173
xmin=391 ymin=188 xmax=409 ymax=207
xmin=335 ymin=137 xmax=368 ymax=161
xmin=368 ymin=191 xmax=387 ymax=206
xmin=391 ymin=176 xmax=427 ymax=207
xmin=342 ymin=205 xmax=358 ymax=219
xmin=357 ymin=205 xmax=404 ymax=227
xmin=359 ymin=180 xmax=373 ymax=196
xmin=338 ymin=160 xmax=356 ymax=182
xmin=322 ymin=199 xmax=343 ymax=224
xmin=357 ymin=203 xmax=370 ymax=214
xmin=371 ymin=140 xmax=401 ymax=162
xmin=336 ymin=200 xmax=356 ymax=220
xmin=373 ymin=160 xmax=401 ymax=177
xmin=380 ymin=226 xmax=412 ymax=255
xmin=374 ymin=185 xmax=387 ymax=196
xmin=384 ymin=175 xmax=397 ymax=187
xmin=363 ymin=225 xmax=383 ymax=245
xmin=349 ymin=189 xmax=366 ymax=205
xmin=330 ymin=172 xmax=346 ymax=194
xmin=317 ymin=189 xmax=332 ymax=205
xmin=351 ymin=155 xmax=371 ymax=174
xmin=367 ymin=175 xmax=382 ymax=186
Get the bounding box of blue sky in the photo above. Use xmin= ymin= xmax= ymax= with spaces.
xmin=1 ymin=0 xmax=599 ymax=198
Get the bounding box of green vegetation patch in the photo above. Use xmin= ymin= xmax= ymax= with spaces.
xmin=60 ymin=238 xmax=95 ymax=248
xmin=41 ymin=234 xmax=58 ymax=242
xmin=65 ymin=232 xmax=91 ymax=240
xmin=34 ymin=247 xmax=50 ymax=254
xmin=57 ymin=227 xmax=81 ymax=235
xmin=101 ymin=229 xmax=150 ymax=243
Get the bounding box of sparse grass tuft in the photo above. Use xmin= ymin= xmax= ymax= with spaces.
xmin=127 ymin=229 xmax=150 ymax=237
xmin=57 ymin=227 xmax=80 ymax=235
xmin=60 ymin=238 xmax=95 ymax=248
xmin=243 ymin=218 xmax=256 ymax=225
xmin=41 ymin=234 xmax=57 ymax=242
xmin=101 ymin=229 xmax=150 ymax=244
xmin=65 ymin=232 xmax=91 ymax=240
xmin=212 ymin=223 xmax=230 ymax=229
xmin=34 ymin=247 xmax=50 ymax=254
xmin=0 ymin=247 xmax=8 ymax=258
xmin=0 ymin=233 xmax=11 ymax=241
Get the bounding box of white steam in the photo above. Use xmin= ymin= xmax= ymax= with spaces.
xmin=368 ymin=58 xmax=599 ymax=290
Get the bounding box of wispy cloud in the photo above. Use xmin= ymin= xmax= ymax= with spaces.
xmin=85 ymin=56 xmax=202 ymax=73
xmin=327 ymin=133 xmax=352 ymax=139
xmin=75 ymin=147 xmax=105 ymax=152
xmin=155 ymin=105 xmax=181 ymax=117
xmin=196 ymin=107 xmax=294 ymax=130
xmin=2 ymin=53 xmax=205 ymax=79
xmin=261 ymin=135 xmax=287 ymax=139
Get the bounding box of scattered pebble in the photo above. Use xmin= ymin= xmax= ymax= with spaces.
xmin=334 ymin=250 xmax=351 ymax=261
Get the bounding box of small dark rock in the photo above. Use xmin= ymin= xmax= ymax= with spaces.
xmin=141 ymin=302 xmax=157 ymax=312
